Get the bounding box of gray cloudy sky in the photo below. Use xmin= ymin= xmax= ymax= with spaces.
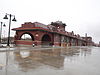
xmin=0 ymin=0 xmax=100 ymax=43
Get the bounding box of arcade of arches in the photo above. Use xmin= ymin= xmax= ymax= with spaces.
xmin=14 ymin=31 xmax=53 ymax=46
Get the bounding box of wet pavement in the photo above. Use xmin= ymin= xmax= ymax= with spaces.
xmin=0 ymin=46 xmax=100 ymax=75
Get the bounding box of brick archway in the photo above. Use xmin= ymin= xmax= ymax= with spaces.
xmin=41 ymin=34 xmax=52 ymax=46
xmin=20 ymin=32 xmax=34 ymax=41
xmin=14 ymin=31 xmax=36 ymax=46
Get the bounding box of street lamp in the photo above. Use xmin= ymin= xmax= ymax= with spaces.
xmin=3 ymin=13 xmax=16 ymax=46
xmin=0 ymin=22 xmax=6 ymax=44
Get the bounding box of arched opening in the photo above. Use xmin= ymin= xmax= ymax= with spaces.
xmin=41 ymin=34 xmax=52 ymax=46
xmin=20 ymin=33 xmax=34 ymax=41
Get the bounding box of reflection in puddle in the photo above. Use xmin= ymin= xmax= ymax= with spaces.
xmin=14 ymin=48 xmax=65 ymax=72
xmin=20 ymin=51 xmax=30 ymax=58
xmin=0 ymin=46 xmax=100 ymax=75
xmin=14 ymin=46 xmax=92 ymax=72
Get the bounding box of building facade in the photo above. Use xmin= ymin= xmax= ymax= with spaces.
xmin=12 ymin=21 xmax=93 ymax=47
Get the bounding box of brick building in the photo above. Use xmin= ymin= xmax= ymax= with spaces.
xmin=12 ymin=21 xmax=93 ymax=47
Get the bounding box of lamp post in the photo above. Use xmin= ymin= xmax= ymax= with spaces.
xmin=3 ymin=13 xmax=16 ymax=46
xmin=0 ymin=22 xmax=6 ymax=44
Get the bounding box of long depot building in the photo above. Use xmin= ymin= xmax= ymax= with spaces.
xmin=12 ymin=21 xmax=94 ymax=47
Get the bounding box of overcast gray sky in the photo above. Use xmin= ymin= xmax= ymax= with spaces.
xmin=0 ymin=0 xmax=100 ymax=43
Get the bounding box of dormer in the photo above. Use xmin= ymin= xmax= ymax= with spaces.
xmin=50 ymin=21 xmax=66 ymax=31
